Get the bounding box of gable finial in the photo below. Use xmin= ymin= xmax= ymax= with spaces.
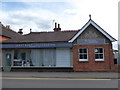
xmin=89 ymin=14 xmax=91 ymax=19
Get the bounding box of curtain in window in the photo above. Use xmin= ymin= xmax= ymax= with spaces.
xmin=43 ymin=49 xmax=56 ymax=66
xmin=31 ymin=49 xmax=43 ymax=66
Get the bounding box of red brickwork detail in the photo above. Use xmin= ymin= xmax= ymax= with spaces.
xmin=73 ymin=44 xmax=115 ymax=71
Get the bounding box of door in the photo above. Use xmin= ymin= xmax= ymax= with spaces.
xmin=6 ymin=53 xmax=12 ymax=66
xmin=3 ymin=50 xmax=13 ymax=71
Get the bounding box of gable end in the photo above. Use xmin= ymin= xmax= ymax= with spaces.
xmin=68 ymin=19 xmax=117 ymax=42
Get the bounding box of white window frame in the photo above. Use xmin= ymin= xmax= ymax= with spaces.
xmin=79 ymin=48 xmax=88 ymax=61
xmin=94 ymin=47 xmax=104 ymax=61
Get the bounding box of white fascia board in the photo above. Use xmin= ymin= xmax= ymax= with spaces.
xmin=90 ymin=21 xmax=116 ymax=42
xmin=68 ymin=21 xmax=91 ymax=42
xmin=68 ymin=20 xmax=116 ymax=42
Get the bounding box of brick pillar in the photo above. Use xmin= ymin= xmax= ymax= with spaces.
xmin=109 ymin=44 xmax=116 ymax=71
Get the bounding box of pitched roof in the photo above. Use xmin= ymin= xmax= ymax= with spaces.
xmin=0 ymin=24 xmax=23 ymax=41
xmin=3 ymin=27 xmax=22 ymax=38
xmin=69 ymin=19 xmax=117 ymax=42
xmin=1 ymin=22 xmax=79 ymax=43
xmin=3 ymin=30 xmax=79 ymax=43
xmin=2 ymin=18 xmax=116 ymax=44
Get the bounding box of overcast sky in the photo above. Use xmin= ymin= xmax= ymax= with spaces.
xmin=0 ymin=0 xmax=119 ymax=49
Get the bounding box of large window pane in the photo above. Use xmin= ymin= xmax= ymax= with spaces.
xmin=95 ymin=54 xmax=99 ymax=59
xmin=84 ymin=54 xmax=87 ymax=59
xmin=99 ymin=48 xmax=103 ymax=53
xmin=79 ymin=49 xmax=83 ymax=53
xmin=80 ymin=55 xmax=83 ymax=59
xmin=100 ymin=54 xmax=103 ymax=59
xmin=83 ymin=49 xmax=87 ymax=53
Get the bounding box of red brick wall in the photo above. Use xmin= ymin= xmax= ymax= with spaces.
xmin=73 ymin=44 xmax=115 ymax=71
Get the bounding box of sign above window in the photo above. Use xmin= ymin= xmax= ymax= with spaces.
xmin=2 ymin=43 xmax=73 ymax=48
xmin=77 ymin=39 xmax=105 ymax=45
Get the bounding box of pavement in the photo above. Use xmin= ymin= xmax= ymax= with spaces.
xmin=1 ymin=72 xmax=119 ymax=88
xmin=1 ymin=72 xmax=119 ymax=79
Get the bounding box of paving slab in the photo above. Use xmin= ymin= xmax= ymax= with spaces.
xmin=1 ymin=72 xmax=119 ymax=79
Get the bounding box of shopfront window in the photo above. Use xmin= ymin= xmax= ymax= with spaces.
xmin=12 ymin=49 xmax=55 ymax=67
xmin=13 ymin=50 xmax=31 ymax=67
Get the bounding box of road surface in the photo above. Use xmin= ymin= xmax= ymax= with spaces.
xmin=2 ymin=77 xmax=119 ymax=88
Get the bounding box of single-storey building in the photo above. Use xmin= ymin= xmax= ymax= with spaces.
xmin=1 ymin=17 xmax=117 ymax=72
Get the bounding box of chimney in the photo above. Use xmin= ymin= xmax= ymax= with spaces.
xmin=30 ymin=28 xmax=32 ymax=33
xmin=53 ymin=22 xmax=61 ymax=31
xmin=18 ymin=28 xmax=23 ymax=34
xmin=53 ymin=22 xmax=57 ymax=31
xmin=6 ymin=25 xmax=10 ymax=29
xmin=58 ymin=24 xmax=61 ymax=31
xmin=55 ymin=22 xmax=57 ymax=28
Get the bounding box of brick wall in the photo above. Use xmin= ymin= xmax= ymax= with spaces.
xmin=73 ymin=44 xmax=115 ymax=71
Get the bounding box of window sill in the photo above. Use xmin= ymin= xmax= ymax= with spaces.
xmin=79 ymin=59 xmax=88 ymax=62
xmin=95 ymin=59 xmax=104 ymax=62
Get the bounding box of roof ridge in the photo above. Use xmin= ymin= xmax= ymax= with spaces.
xmin=61 ymin=30 xmax=79 ymax=32
xmin=25 ymin=30 xmax=79 ymax=34
xmin=2 ymin=26 xmax=22 ymax=36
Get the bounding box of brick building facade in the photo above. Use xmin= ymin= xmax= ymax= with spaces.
xmin=1 ymin=17 xmax=117 ymax=72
